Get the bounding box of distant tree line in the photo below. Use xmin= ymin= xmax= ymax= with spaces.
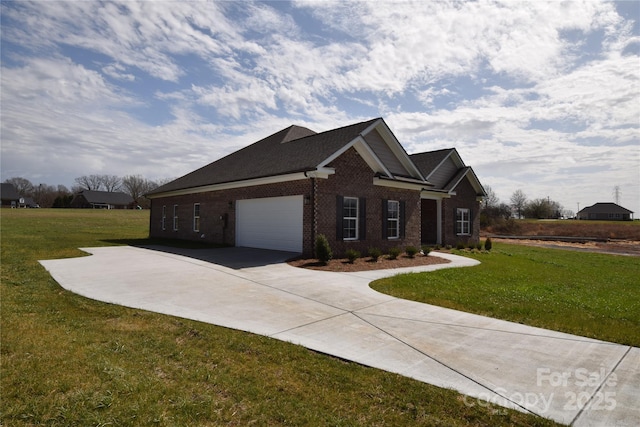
xmin=481 ymin=186 xmax=573 ymax=232
xmin=3 ymin=174 xmax=171 ymax=209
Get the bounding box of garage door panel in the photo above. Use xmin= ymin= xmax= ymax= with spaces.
xmin=236 ymin=196 xmax=303 ymax=252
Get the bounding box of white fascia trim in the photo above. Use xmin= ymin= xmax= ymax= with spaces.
xmin=373 ymin=177 xmax=424 ymax=191
xmin=421 ymin=190 xmax=450 ymax=200
xmin=147 ymin=172 xmax=316 ymax=199
xmin=318 ymin=136 xmax=393 ymax=178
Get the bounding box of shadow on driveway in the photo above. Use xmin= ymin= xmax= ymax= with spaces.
xmin=103 ymin=239 xmax=299 ymax=269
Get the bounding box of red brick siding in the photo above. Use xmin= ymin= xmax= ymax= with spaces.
xmin=316 ymin=148 xmax=421 ymax=257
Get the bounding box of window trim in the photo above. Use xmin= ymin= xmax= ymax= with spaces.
xmin=193 ymin=203 xmax=200 ymax=232
xmin=387 ymin=200 xmax=400 ymax=239
xmin=161 ymin=205 xmax=166 ymax=231
xmin=342 ymin=196 xmax=359 ymax=241
xmin=173 ymin=204 xmax=179 ymax=231
xmin=456 ymin=208 xmax=470 ymax=235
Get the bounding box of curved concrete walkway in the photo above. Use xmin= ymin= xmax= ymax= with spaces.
xmin=40 ymin=246 xmax=639 ymax=426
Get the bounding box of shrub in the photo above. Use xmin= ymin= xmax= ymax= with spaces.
xmin=476 ymin=242 xmax=482 ymax=250
xmin=315 ymin=234 xmax=332 ymax=265
xmin=388 ymin=247 xmax=401 ymax=260
xmin=368 ymin=247 xmax=382 ymax=261
xmin=405 ymin=246 xmax=418 ymax=258
xmin=484 ymin=237 xmax=492 ymax=251
xmin=421 ymin=245 xmax=431 ymax=255
xmin=455 ymin=242 xmax=466 ymax=250
xmin=345 ymin=249 xmax=360 ymax=264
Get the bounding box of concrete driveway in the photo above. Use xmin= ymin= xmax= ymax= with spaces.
xmin=40 ymin=246 xmax=639 ymax=426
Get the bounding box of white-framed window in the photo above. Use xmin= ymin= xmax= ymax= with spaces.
xmin=343 ymin=197 xmax=359 ymax=240
xmin=456 ymin=208 xmax=470 ymax=235
xmin=387 ymin=200 xmax=400 ymax=239
xmin=193 ymin=203 xmax=200 ymax=232
xmin=161 ymin=205 xmax=166 ymax=230
xmin=173 ymin=205 xmax=179 ymax=231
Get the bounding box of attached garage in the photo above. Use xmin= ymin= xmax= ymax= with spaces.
xmin=236 ymin=195 xmax=303 ymax=253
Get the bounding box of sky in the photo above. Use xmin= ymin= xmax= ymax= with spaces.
xmin=1 ymin=0 xmax=639 ymax=216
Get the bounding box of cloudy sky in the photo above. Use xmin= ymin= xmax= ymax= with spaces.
xmin=1 ymin=1 xmax=639 ymax=215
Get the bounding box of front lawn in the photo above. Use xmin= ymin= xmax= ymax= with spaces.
xmin=371 ymin=243 xmax=640 ymax=347
xmin=1 ymin=209 xmax=557 ymax=426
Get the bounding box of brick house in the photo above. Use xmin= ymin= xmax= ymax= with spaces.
xmin=146 ymin=118 xmax=486 ymax=256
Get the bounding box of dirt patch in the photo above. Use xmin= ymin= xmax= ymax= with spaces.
xmin=492 ymin=238 xmax=640 ymax=257
xmin=288 ymin=253 xmax=450 ymax=272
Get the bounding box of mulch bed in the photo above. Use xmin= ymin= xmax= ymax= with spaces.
xmin=288 ymin=253 xmax=450 ymax=272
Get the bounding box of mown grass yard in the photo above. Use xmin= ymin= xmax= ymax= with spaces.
xmin=372 ymin=243 xmax=640 ymax=347
xmin=1 ymin=209 xmax=557 ymax=426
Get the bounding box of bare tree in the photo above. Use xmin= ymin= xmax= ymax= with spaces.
xmin=121 ymin=175 xmax=147 ymax=201
xmin=74 ymin=175 xmax=103 ymax=191
xmin=4 ymin=177 xmax=34 ymax=195
xmin=482 ymin=185 xmax=500 ymax=209
xmin=510 ymin=189 xmax=527 ymax=219
xmin=101 ymin=175 xmax=122 ymax=192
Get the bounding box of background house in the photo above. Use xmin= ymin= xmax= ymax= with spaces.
xmin=70 ymin=190 xmax=135 ymax=209
xmin=1 ymin=183 xmax=20 ymax=208
xmin=147 ymin=118 xmax=485 ymax=256
xmin=577 ymin=203 xmax=634 ymax=221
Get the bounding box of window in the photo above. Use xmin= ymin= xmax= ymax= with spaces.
xmin=343 ymin=197 xmax=359 ymax=240
xmin=456 ymin=208 xmax=470 ymax=235
xmin=387 ymin=200 xmax=400 ymax=239
xmin=173 ymin=205 xmax=179 ymax=231
xmin=193 ymin=203 xmax=200 ymax=232
xmin=161 ymin=205 xmax=166 ymax=230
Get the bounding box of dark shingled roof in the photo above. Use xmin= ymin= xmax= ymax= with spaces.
xmin=579 ymin=202 xmax=633 ymax=214
xmin=409 ymin=149 xmax=455 ymax=179
xmin=77 ymin=190 xmax=134 ymax=205
xmin=149 ymin=118 xmax=380 ymax=195
xmin=1 ymin=183 xmax=20 ymax=201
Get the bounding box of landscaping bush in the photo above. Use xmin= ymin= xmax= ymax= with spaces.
xmin=455 ymin=242 xmax=466 ymax=250
xmin=387 ymin=247 xmax=401 ymax=260
xmin=315 ymin=234 xmax=333 ymax=265
xmin=345 ymin=249 xmax=360 ymax=264
xmin=475 ymin=242 xmax=482 ymax=250
xmin=368 ymin=247 xmax=382 ymax=261
xmin=405 ymin=246 xmax=418 ymax=258
xmin=484 ymin=237 xmax=492 ymax=251
xmin=421 ymin=245 xmax=431 ymax=255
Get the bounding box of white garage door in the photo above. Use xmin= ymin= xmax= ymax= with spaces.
xmin=236 ymin=195 xmax=303 ymax=253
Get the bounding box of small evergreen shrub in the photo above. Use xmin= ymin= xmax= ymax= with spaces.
xmin=476 ymin=242 xmax=482 ymax=250
xmin=388 ymin=247 xmax=401 ymax=260
xmin=405 ymin=246 xmax=418 ymax=258
xmin=368 ymin=247 xmax=382 ymax=261
xmin=345 ymin=249 xmax=360 ymax=264
xmin=315 ymin=234 xmax=332 ymax=265
xmin=455 ymin=242 xmax=466 ymax=250
xmin=484 ymin=237 xmax=493 ymax=251
xmin=421 ymin=245 xmax=431 ymax=255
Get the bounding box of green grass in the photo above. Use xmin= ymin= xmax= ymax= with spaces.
xmin=372 ymin=243 xmax=640 ymax=347
xmin=1 ymin=209 xmax=557 ymax=426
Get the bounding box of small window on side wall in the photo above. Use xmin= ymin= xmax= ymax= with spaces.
xmin=173 ymin=205 xmax=179 ymax=231
xmin=193 ymin=203 xmax=200 ymax=232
